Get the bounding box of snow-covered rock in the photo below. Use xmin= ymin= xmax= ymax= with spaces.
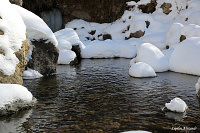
xmin=165 ymin=98 xmax=188 ymax=113
xmin=170 ymin=37 xmax=200 ymax=76
xmin=22 ymin=68 xmax=43 ymax=80
xmin=81 ymin=40 xmax=136 ymax=58
xmin=54 ymin=28 xmax=85 ymax=64
xmin=136 ymin=43 xmax=169 ymax=72
xmin=0 ymin=1 xmax=26 ymax=76
xmin=195 ymin=78 xmax=200 ymax=97
xmin=129 ymin=62 xmax=156 ymax=78
xmin=13 ymin=4 xmax=58 ymax=46
xmin=0 ymin=84 xmax=36 ymax=116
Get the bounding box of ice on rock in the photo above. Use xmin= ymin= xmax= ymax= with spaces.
xmin=195 ymin=78 xmax=200 ymax=97
xmin=22 ymin=68 xmax=43 ymax=80
xmin=129 ymin=62 xmax=156 ymax=78
xmin=136 ymin=43 xmax=169 ymax=72
xmin=170 ymin=37 xmax=200 ymax=76
xmin=165 ymin=98 xmax=188 ymax=113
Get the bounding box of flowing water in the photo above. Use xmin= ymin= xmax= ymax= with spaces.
xmin=0 ymin=59 xmax=200 ymax=133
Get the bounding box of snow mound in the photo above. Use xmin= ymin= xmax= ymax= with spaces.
xmin=195 ymin=78 xmax=200 ymax=97
xmin=170 ymin=37 xmax=200 ymax=76
xmin=165 ymin=98 xmax=188 ymax=113
xmin=54 ymin=28 xmax=85 ymax=64
xmin=129 ymin=62 xmax=156 ymax=78
xmin=136 ymin=43 xmax=169 ymax=72
xmin=22 ymin=68 xmax=43 ymax=80
xmin=81 ymin=40 xmax=136 ymax=58
xmin=12 ymin=4 xmax=58 ymax=46
xmin=0 ymin=1 xmax=26 ymax=75
xmin=0 ymin=84 xmax=33 ymax=109
xmin=57 ymin=50 xmax=76 ymax=65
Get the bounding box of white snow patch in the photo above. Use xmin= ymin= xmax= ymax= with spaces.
xmin=129 ymin=62 xmax=156 ymax=78
xmin=57 ymin=50 xmax=76 ymax=65
xmin=165 ymin=97 xmax=188 ymax=113
xmin=170 ymin=37 xmax=200 ymax=76
xmin=81 ymin=40 xmax=136 ymax=58
xmin=0 ymin=84 xmax=33 ymax=108
xmin=136 ymin=43 xmax=169 ymax=72
xmin=22 ymin=68 xmax=43 ymax=80
xmin=0 ymin=1 xmax=26 ymax=75
xmin=12 ymin=4 xmax=58 ymax=46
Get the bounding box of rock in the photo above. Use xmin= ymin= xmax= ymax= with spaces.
xmin=0 ymin=29 xmax=4 ymax=35
xmin=0 ymin=34 xmax=29 ymax=85
xmin=138 ymin=0 xmax=157 ymax=14
xmin=180 ymin=35 xmax=186 ymax=42
xmin=129 ymin=30 xmax=145 ymax=38
xmin=23 ymin=0 xmax=131 ymax=23
xmin=70 ymin=45 xmax=81 ymax=65
xmin=103 ymin=34 xmax=112 ymax=40
xmin=10 ymin=0 xmax=23 ymax=6
xmin=27 ymin=40 xmax=59 ymax=76
xmin=160 ymin=3 xmax=172 ymax=15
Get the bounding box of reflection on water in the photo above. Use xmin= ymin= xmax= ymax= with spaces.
xmin=0 ymin=59 xmax=200 ymax=133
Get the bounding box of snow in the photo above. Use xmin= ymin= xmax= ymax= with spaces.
xmin=12 ymin=4 xmax=58 ymax=46
xmin=0 ymin=84 xmax=33 ymax=108
xmin=121 ymin=131 xmax=151 ymax=133
xmin=22 ymin=68 xmax=43 ymax=80
xmin=81 ymin=40 xmax=136 ymax=58
xmin=195 ymin=78 xmax=200 ymax=96
xmin=169 ymin=37 xmax=200 ymax=76
xmin=54 ymin=28 xmax=85 ymax=64
xmin=135 ymin=43 xmax=169 ymax=72
xmin=57 ymin=50 xmax=76 ymax=65
xmin=129 ymin=62 xmax=156 ymax=78
xmin=165 ymin=98 xmax=188 ymax=113
xmin=0 ymin=1 xmax=26 ymax=75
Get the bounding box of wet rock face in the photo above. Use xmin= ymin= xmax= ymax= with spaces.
xmin=0 ymin=34 xmax=29 ymax=85
xmin=27 ymin=40 xmax=59 ymax=76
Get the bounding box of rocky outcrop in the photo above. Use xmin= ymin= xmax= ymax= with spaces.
xmin=27 ymin=40 xmax=59 ymax=75
xmin=0 ymin=34 xmax=29 ymax=85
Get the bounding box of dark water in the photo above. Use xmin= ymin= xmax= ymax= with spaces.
xmin=0 ymin=59 xmax=200 ymax=133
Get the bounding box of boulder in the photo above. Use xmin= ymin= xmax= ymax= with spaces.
xmin=103 ymin=34 xmax=112 ymax=40
xmin=129 ymin=30 xmax=145 ymax=38
xmin=0 ymin=34 xmax=29 ymax=85
xmin=27 ymin=40 xmax=59 ymax=75
xmin=160 ymin=3 xmax=172 ymax=15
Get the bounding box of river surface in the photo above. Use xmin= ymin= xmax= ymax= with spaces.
xmin=0 ymin=59 xmax=200 ymax=133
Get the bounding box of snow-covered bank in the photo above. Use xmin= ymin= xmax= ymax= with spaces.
xmin=0 ymin=84 xmax=36 ymax=116
xmin=81 ymin=40 xmax=136 ymax=58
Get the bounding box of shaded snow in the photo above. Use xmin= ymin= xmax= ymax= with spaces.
xmin=195 ymin=78 xmax=200 ymax=96
xmin=22 ymin=68 xmax=43 ymax=80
